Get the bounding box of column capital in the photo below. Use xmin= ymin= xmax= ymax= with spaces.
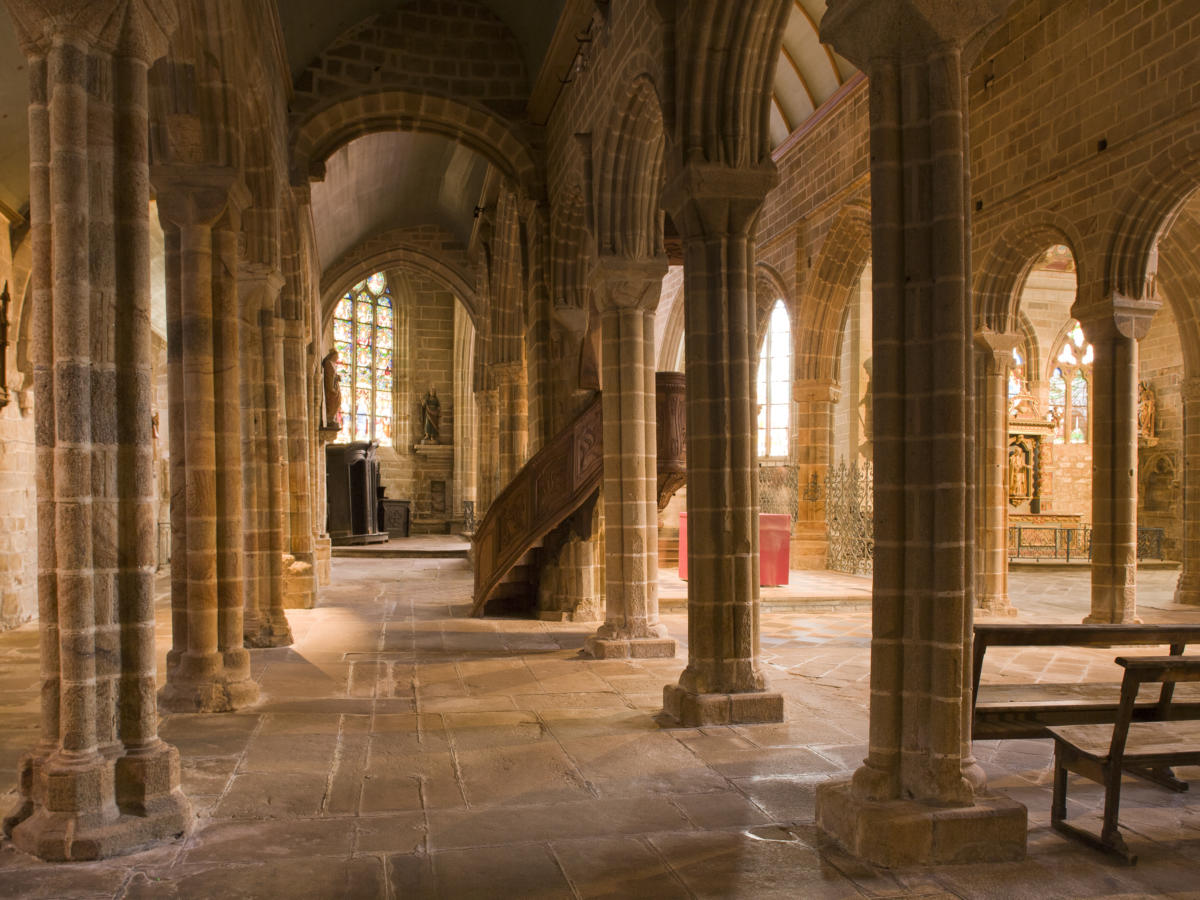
xmin=1072 ymin=292 xmax=1161 ymax=343
xmin=820 ymin=0 xmax=1013 ymax=70
xmin=973 ymin=327 xmax=1021 ymax=370
xmin=4 ymin=0 xmax=178 ymax=61
xmin=793 ymin=378 xmax=840 ymax=405
xmin=588 ymin=255 xmax=668 ymax=312
xmin=239 ymin=263 xmax=286 ymax=307
xmin=662 ymin=161 xmax=778 ymax=240
xmin=152 ymin=166 xmax=247 ymax=230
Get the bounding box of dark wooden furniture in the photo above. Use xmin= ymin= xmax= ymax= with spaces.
xmin=326 ymin=441 xmax=388 ymax=546
xmin=972 ymin=624 xmax=1200 ymax=740
xmin=1049 ymin=655 xmax=1200 ymax=863
xmin=379 ymin=498 xmax=411 ymax=538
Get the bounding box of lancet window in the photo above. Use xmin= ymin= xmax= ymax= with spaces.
xmin=757 ymin=299 xmax=792 ymax=459
xmin=333 ymin=271 xmax=395 ymax=446
xmin=1048 ymin=320 xmax=1093 ymax=444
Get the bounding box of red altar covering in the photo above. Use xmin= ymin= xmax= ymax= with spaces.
xmin=678 ymin=512 xmax=790 ymax=586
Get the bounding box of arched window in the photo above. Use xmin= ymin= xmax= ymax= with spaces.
xmin=332 ymin=271 xmax=395 ymax=446
xmin=1048 ymin=320 xmax=1093 ymax=444
xmin=756 ymin=300 xmax=791 ymax=459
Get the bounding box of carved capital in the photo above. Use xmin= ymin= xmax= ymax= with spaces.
xmin=152 ymin=166 xmax=246 ymax=230
xmin=821 ymin=0 xmax=1013 ymax=70
xmin=4 ymin=0 xmax=178 ymax=61
xmin=662 ymin=161 xmax=777 ymax=241
xmin=1073 ymin=292 xmax=1161 ymax=343
xmin=589 ymin=255 xmax=668 ymax=312
xmin=793 ymin=378 xmax=840 ymax=405
xmin=973 ymin=328 xmax=1021 ymax=372
xmin=238 ymin=263 xmax=285 ymax=308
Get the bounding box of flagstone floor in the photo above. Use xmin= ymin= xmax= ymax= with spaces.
xmin=0 ymin=560 xmax=1198 ymax=898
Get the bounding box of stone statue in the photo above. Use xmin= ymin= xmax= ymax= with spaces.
xmin=322 ymin=349 xmax=342 ymax=428
xmin=1138 ymin=380 xmax=1156 ymax=442
xmin=420 ymin=387 xmax=441 ymax=443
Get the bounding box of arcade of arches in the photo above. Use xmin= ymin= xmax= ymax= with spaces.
xmin=0 ymin=0 xmax=1199 ymax=891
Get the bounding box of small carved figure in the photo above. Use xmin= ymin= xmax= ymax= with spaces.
xmin=1138 ymin=380 xmax=1156 ymax=441
xmin=420 ymin=387 xmax=441 ymax=443
xmin=322 ymin=349 xmax=342 ymax=428
xmin=151 ymin=410 xmax=160 ymax=441
xmin=1008 ymin=442 xmax=1030 ymax=503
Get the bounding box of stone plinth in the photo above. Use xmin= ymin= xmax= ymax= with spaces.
xmin=662 ymin=685 xmax=784 ymax=726
xmin=815 ymin=781 xmax=1027 ymax=867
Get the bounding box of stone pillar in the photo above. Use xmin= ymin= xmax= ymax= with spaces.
xmin=584 ymin=256 xmax=676 ymax=659
xmin=476 ymin=386 xmax=499 ymax=513
xmin=792 ymin=379 xmax=839 ymax=569
xmin=155 ymin=171 xmax=258 ymax=713
xmin=1077 ymin=299 xmax=1157 ymax=624
xmin=814 ymin=0 xmax=1027 ymax=867
xmin=660 ymin=163 xmax=784 ymax=726
xmin=975 ymin=329 xmax=1020 ymax=616
xmin=1176 ymin=376 xmax=1200 ymax=605
xmin=283 ymin=316 xmax=316 ymax=608
xmin=3 ymin=0 xmax=191 ymax=860
xmin=494 ymin=361 xmax=527 ymax=487
xmin=453 ymin=303 xmax=477 ymax=523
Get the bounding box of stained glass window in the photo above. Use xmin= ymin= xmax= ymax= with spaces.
xmin=1048 ymin=319 xmax=1092 ymax=444
xmin=333 ymin=272 xmax=394 ymax=446
xmin=756 ymin=300 xmax=792 ymax=459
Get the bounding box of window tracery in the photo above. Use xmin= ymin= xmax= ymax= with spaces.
xmin=332 ymin=271 xmax=395 ymax=446
xmin=1048 ymin=320 xmax=1092 ymax=444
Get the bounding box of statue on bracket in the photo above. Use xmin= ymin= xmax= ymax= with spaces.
xmin=1138 ymin=380 xmax=1157 ymax=445
xmin=321 ymin=349 xmax=342 ymax=429
xmin=420 ymin=387 xmax=441 ymax=444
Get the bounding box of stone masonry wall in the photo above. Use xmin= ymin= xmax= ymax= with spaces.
xmin=376 ymin=271 xmax=457 ymax=528
xmin=1138 ymin=297 xmax=1184 ymax=559
xmin=0 ymin=399 xmax=35 ymax=629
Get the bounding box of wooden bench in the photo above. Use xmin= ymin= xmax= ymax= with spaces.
xmin=972 ymin=624 xmax=1200 ymax=740
xmin=1049 ymin=656 xmax=1200 ymax=863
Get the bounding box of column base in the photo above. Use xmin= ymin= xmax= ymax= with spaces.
xmin=9 ymin=750 xmax=191 ymax=862
xmin=158 ymin=650 xmax=259 ymax=712
xmin=975 ymin=598 xmax=1019 ymax=618
xmin=662 ymin=684 xmax=784 ymax=726
xmin=584 ymin=635 xmax=677 ymax=659
xmin=314 ymin=534 xmax=332 ymax=585
xmin=283 ymin=554 xmax=315 ymax=609
xmin=815 ymin=779 xmax=1027 ymax=867
xmin=1175 ymin=573 xmax=1200 ymax=606
xmin=1082 ymin=613 xmax=1142 ymax=625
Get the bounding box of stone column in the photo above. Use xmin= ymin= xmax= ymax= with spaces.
xmin=975 ymin=329 xmax=1020 ymax=616
xmin=584 ymin=256 xmax=675 ymax=659
xmin=494 ymin=361 xmax=527 ymax=486
xmin=792 ymin=379 xmax=839 ymax=569
xmin=476 ymin=386 xmax=499 ymax=513
xmin=1176 ymin=376 xmax=1200 ymax=605
xmin=1077 ymin=299 xmax=1157 ymax=624
xmin=283 ymin=316 xmax=316 ymax=608
xmin=660 ymin=163 xmax=784 ymax=726
xmin=3 ymin=0 xmax=190 ymax=860
xmin=155 ymin=171 xmax=258 ymax=713
xmin=814 ymin=0 xmax=1027 ymax=867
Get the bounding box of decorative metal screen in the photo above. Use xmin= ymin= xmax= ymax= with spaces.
xmin=825 ymin=459 xmax=873 ymax=575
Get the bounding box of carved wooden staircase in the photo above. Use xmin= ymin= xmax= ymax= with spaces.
xmin=471 ymin=396 xmax=603 ymax=617
xmin=471 ymin=373 xmax=687 ymax=618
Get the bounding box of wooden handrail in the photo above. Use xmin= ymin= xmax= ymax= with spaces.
xmin=471 ymin=395 xmax=603 ymax=616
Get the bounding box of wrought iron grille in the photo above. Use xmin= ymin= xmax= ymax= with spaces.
xmin=825 ymin=459 xmax=873 ymax=575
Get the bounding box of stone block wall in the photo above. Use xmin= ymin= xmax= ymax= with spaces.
xmin=1138 ymin=298 xmax=1184 ymax=558
xmin=0 ymin=401 xmax=35 ymax=629
xmin=374 ymin=270 xmax=458 ymax=529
